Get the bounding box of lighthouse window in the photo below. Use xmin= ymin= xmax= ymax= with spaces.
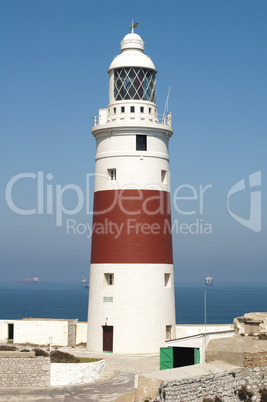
xmin=136 ymin=135 xmax=147 ymax=151
xmin=164 ymin=273 xmax=171 ymax=287
xmin=103 ymin=297 xmax=113 ymax=303
xmin=113 ymin=107 xmax=116 ymax=114
xmin=166 ymin=325 xmax=172 ymax=340
xmin=161 ymin=170 xmax=167 ymax=184
xmin=140 ymin=107 xmax=144 ymax=113
xmin=104 ymin=273 xmax=114 ymax=287
xmin=149 ymin=108 xmax=151 ymax=114
xmin=121 ymin=106 xmax=125 ymax=113
xmin=114 ymin=67 xmax=156 ymax=102
xmin=130 ymin=106 xmax=135 ymax=113
xmin=108 ymin=169 xmax=116 ymax=180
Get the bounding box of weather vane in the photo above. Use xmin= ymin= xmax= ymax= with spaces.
xmin=130 ymin=20 xmax=139 ymax=33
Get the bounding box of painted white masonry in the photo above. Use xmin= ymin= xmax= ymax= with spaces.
xmin=87 ymin=31 xmax=176 ymax=353
xmin=76 ymin=322 xmax=88 ymax=345
xmin=0 ymin=319 xmax=77 ymax=346
xmin=50 ymin=360 xmax=106 ymax=386
xmin=88 ymin=264 xmax=176 ymax=354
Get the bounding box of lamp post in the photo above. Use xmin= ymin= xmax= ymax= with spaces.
xmin=204 ymin=276 xmax=213 ymax=361
xmin=49 ymin=337 xmax=53 ymax=353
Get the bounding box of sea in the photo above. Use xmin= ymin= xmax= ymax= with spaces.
xmin=0 ymin=282 xmax=266 ymax=324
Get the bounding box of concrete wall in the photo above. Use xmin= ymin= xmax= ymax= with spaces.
xmin=50 ymin=360 xmax=105 ymax=386
xmin=76 ymin=322 xmax=88 ymax=344
xmin=67 ymin=320 xmax=76 ymax=346
xmin=0 ymin=319 xmax=78 ymax=346
xmin=14 ymin=319 xmax=72 ymax=346
xmin=0 ymin=356 xmax=50 ymax=387
xmin=0 ymin=319 xmax=233 ymax=352
xmin=0 ymin=320 xmax=14 ymax=341
xmin=0 ymin=321 xmax=5 ymax=340
xmin=206 ymin=337 xmax=267 ymax=367
xmin=176 ymin=324 xmax=233 ymax=339
xmin=166 ymin=330 xmax=235 ymax=364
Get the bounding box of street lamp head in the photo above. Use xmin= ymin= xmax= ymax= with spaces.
xmin=205 ymin=277 xmax=213 ymax=286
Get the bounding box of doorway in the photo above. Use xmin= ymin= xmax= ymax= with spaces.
xmin=160 ymin=347 xmax=200 ymax=370
xmin=173 ymin=346 xmax=197 ymax=367
xmin=8 ymin=323 xmax=14 ymax=340
xmin=103 ymin=326 xmax=113 ymax=352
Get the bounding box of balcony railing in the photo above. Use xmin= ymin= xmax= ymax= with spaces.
xmin=93 ymin=110 xmax=172 ymax=127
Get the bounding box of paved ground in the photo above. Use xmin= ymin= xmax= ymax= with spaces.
xmin=0 ymin=347 xmax=160 ymax=402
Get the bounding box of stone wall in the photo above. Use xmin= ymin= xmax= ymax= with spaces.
xmin=154 ymin=366 xmax=267 ymax=401
xmin=0 ymin=357 xmax=50 ymax=387
xmin=0 ymin=355 xmax=105 ymax=387
xmin=244 ymin=352 xmax=267 ymax=367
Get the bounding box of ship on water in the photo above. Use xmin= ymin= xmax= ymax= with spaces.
xmin=81 ymin=278 xmax=89 ymax=288
xmin=20 ymin=277 xmax=39 ymax=283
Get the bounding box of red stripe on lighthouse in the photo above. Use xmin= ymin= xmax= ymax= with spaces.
xmin=90 ymin=189 xmax=173 ymax=264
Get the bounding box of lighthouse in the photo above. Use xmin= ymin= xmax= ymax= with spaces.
xmin=87 ymin=28 xmax=176 ymax=354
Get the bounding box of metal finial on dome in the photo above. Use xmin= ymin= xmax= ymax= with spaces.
xmin=130 ymin=20 xmax=139 ymax=33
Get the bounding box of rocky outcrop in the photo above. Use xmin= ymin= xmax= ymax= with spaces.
xmin=233 ymin=313 xmax=267 ymax=336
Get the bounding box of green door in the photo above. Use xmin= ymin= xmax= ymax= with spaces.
xmin=194 ymin=348 xmax=200 ymax=364
xmin=160 ymin=347 xmax=173 ymax=370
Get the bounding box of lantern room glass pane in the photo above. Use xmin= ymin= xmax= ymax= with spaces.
xmin=114 ymin=68 xmax=156 ymax=102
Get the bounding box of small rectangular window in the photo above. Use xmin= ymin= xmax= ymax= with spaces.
xmin=104 ymin=273 xmax=114 ymax=286
xmin=108 ymin=169 xmax=116 ymax=180
xmin=140 ymin=106 xmax=144 ymax=113
xmin=161 ymin=170 xmax=167 ymax=184
xmin=113 ymin=107 xmax=116 ymax=114
xmin=164 ymin=273 xmax=171 ymax=287
xmin=149 ymin=108 xmax=152 ymax=114
xmin=136 ymin=135 xmax=147 ymax=151
xmin=130 ymin=106 xmax=135 ymax=113
xmin=103 ymin=296 xmax=113 ymax=303
xmin=166 ymin=325 xmax=172 ymax=340
xmin=121 ymin=106 xmax=125 ymax=113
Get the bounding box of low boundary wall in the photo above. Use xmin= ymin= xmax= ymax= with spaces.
xmin=0 ymin=355 xmax=105 ymax=387
xmin=50 ymin=360 xmax=106 ymax=386
xmin=0 ymin=357 xmax=50 ymax=387
xmin=154 ymin=366 xmax=267 ymax=401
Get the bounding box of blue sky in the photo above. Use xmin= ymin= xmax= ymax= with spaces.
xmin=1 ymin=0 xmax=266 ymax=283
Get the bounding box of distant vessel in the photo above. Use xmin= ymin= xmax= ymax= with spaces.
xmin=20 ymin=277 xmax=39 ymax=283
xmin=81 ymin=279 xmax=89 ymax=288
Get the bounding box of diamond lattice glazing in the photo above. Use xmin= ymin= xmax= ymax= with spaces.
xmin=114 ymin=68 xmax=156 ymax=102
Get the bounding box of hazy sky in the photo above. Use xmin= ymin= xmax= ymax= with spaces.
xmin=1 ymin=0 xmax=266 ymax=283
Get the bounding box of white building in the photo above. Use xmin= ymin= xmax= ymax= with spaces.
xmin=87 ymin=29 xmax=176 ymax=354
xmin=0 ymin=318 xmax=87 ymax=346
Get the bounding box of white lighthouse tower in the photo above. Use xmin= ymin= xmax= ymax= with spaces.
xmin=87 ymin=29 xmax=176 ymax=354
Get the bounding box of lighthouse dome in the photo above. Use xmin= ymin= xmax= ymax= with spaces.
xmin=121 ymin=32 xmax=144 ymax=51
xmin=108 ymin=32 xmax=156 ymax=72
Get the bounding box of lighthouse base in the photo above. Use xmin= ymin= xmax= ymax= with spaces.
xmin=87 ymin=263 xmax=176 ymax=354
